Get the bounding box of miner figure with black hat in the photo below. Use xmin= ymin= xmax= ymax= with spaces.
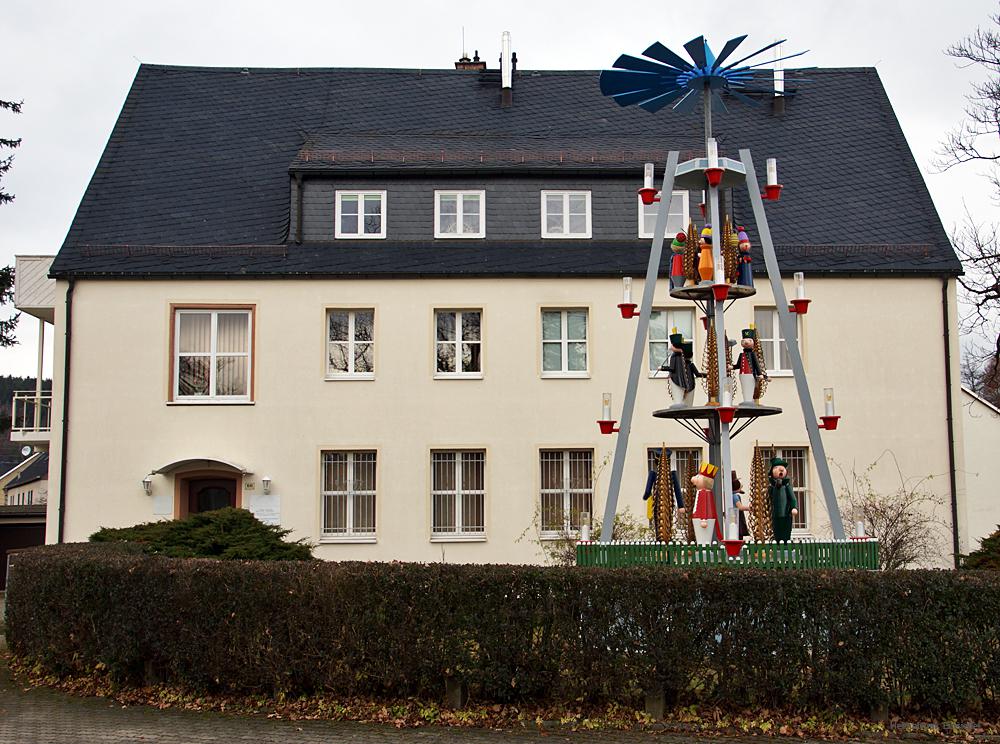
xmin=661 ymin=332 xmax=704 ymax=408
xmin=768 ymin=456 xmax=798 ymax=542
xmin=732 ymin=326 xmax=767 ymax=406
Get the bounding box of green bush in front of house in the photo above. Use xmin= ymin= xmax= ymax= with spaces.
xmin=6 ymin=546 xmax=1000 ymax=718
xmin=89 ymin=507 xmax=313 ymax=561
xmin=963 ymin=525 xmax=1000 ymax=569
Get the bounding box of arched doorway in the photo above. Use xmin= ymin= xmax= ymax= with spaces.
xmin=187 ymin=478 xmax=238 ymax=514
xmin=151 ymin=459 xmax=250 ymax=519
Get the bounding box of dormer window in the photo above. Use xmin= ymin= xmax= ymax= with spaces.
xmin=435 ymin=191 xmax=485 ymax=238
xmin=335 ymin=191 xmax=386 ymax=239
xmin=638 ymin=191 xmax=689 ymax=238
xmin=541 ymin=191 xmax=591 ymax=239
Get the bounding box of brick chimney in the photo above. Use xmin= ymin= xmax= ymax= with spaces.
xmin=455 ymin=50 xmax=486 ymax=71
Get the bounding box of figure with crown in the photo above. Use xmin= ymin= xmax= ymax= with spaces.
xmin=691 ymin=462 xmax=722 ymax=544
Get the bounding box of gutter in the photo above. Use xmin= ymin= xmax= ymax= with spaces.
xmin=56 ymin=279 xmax=75 ymax=544
xmin=942 ymin=277 xmax=960 ymax=567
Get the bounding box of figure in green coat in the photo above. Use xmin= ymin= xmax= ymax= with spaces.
xmin=768 ymin=457 xmax=798 ymax=542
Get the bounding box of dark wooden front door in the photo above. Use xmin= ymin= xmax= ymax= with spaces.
xmin=187 ymin=478 xmax=237 ymax=514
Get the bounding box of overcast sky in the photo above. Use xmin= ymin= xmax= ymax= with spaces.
xmin=0 ymin=0 xmax=996 ymax=377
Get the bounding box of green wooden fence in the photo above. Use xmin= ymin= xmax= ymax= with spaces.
xmin=576 ymin=539 xmax=880 ymax=569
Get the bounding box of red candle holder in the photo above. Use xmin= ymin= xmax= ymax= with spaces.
xmin=617 ymin=302 xmax=638 ymax=319
xmin=701 ymin=315 xmax=710 ymax=330
xmin=711 ymin=283 xmax=729 ymax=302
xmin=704 ymin=167 xmax=724 ymax=187
xmin=722 ymin=539 xmax=744 ymax=558
xmin=763 ymin=183 xmax=784 ymax=201
xmin=717 ymin=406 xmax=736 ymax=424
xmin=788 ymin=298 xmax=811 ymax=314
xmin=637 ymin=187 xmax=659 ymax=206
xmin=818 ymin=415 xmax=841 ymax=431
xmin=597 ymin=420 xmax=620 ymax=435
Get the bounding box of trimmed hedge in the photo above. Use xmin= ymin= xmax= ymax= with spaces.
xmin=6 ymin=544 xmax=1000 ymax=716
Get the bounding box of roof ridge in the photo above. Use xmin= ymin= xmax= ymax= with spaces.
xmin=136 ymin=63 xmax=873 ymax=75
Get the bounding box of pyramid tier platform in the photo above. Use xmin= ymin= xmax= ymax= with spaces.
xmin=669 ymin=283 xmax=756 ymax=302
xmin=652 ymin=404 xmax=782 ymax=421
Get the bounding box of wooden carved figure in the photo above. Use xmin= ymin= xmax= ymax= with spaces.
xmin=733 ymin=326 xmax=767 ymax=406
xmin=691 ymin=462 xmax=721 ymax=544
xmin=768 ymin=456 xmax=798 ymax=542
xmin=697 ymin=224 xmax=714 ymax=283
xmin=748 ymin=444 xmax=773 ymax=541
xmin=731 ymin=470 xmax=750 ymax=539
xmin=736 ymin=226 xmax=754 ymax=288
xmin=669 ymin=232 xmax=687 ymax=290
xmin=683 ymin=457 xmax=697 ymax=542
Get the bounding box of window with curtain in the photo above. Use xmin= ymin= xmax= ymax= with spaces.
xmin=753 ymin=307 xmax=799 ymax=374
xmin=321 ymin=450 xmax=377 ymax=539
xmin=541 ymin=309 xmax=588 ymax=376
xmin=435 ymin=191 xmax=485 ymax=238
xmin=431 ymin=450 xmax=486 ymax=537
xmin=174 ymin=309 xmax=252 ymax=401
xmin=539 ymin=449 xmax=593 ymax=536
xmin=335 ymin=191 xmax=386 ymax=238
xmin=638 ymin=191 xmax=689 ymax=238
xmin=327 ymin=309 xmax=374 ymax=378
xmin=541 ymin=191 xmax=591 ymax=238
xmin=757 ymin=446 xmax=809 ymax=530
xmin=648 ymin=308 xmax=695 ymax=372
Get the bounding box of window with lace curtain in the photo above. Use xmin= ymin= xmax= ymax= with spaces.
xmin=172 ymin=308 xmax=253 ymax=402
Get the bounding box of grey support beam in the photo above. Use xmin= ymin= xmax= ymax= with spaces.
xmin=739 ymin=149 xmax=846 ymax=540
xmin=600 ymin=151 xmax=680 ymax=542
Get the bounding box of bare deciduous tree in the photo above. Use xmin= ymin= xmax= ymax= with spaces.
xmin=833 ymin=451 xmax=949 ymax=570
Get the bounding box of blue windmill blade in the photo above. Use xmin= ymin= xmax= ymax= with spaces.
xmin=642 ymin=41 xmax=693 ymax=71
xmin=599 ymin=70 xmax=667 ymax=97
xmin=720 ymin=39 xmax=787 ymax=71
xmin=712 ymin=35 xmax=748 ymax=69
xmin=616 ymin=84 xmax=685 ymax=108
xmin=672 ymin=89 xmax=701 ymax=113
xmin=725 ymin=89 xmax=760 ymax=106
xmin=612 ymin=53 xmax=676 ymax=75
xmin=739 ymin=50 xmax=810 ymax=72
xmin=684 ymin=36 xmax=708 ymax=68
xmin=712 ymin=92 xmax=729 ymax=114
xmin=637 ymin=88 xmax=687 ymax=113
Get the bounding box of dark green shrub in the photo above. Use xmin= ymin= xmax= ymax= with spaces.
xmin=963 ymin=526 xmax=1000 ymax=569
xmin=89 ymin=507 xmax=312 ymax=561
xmin=6 ymin=546 xmax=1000 ymax=717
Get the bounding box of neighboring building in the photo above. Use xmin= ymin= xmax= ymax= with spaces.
xmin=13 ymin=49 xmax=968 ymax=565
xmin=961 ymin=386 xmax=1000 ymax=555
xmin=0 ymin=452 xmax=47 ymax=589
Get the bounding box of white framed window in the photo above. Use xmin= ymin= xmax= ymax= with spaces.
xmin=757 ymin=446 xmax=809 ymax=531
xmin=173 ymin=309 xmax=252 ymax=402
xmin=321 ymin=450 xmax=377 ymax=541
xmin=327 ymin=309 xmax=374 ymax=379
xmin=435 ymin=190 xmax=485 ymax=238
xmin=638 ymin=191 xmax=689 ymax=238
xmin=335 ymin=191 xmax=386 ymax=239
xmin=753 ymin=307 xmax=799 ymax=375
xmin=648 ymin=307 xmax=695 ymax=374
xmin=431 ymin=451 xmax=486 ymax=539
xmin=541 ymin=309 xmax=588 ymax=377
xmin=435 ymin=310 xmax=482 ymax=377
xmin=540 ymin=449 xmax=593 ymax=537
xmin=541 ymin=190 xmax=591 ymax=238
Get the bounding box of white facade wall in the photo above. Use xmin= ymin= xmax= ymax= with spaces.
xmin=45 ymin=275 xmax=963 ymax=566
xmin=960 ymin=389 xmax=1000 ymax=554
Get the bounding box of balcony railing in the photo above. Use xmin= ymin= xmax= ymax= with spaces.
xmin=11 ymin=391 xmax=52 ymax=434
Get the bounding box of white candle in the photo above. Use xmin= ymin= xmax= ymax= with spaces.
xmin=854 ymin=520 xmax=865 ymax=538
xmin=766 ymin=158 xmax=778 ymax=186
xmin=643 ymin=162 xmax=654 ymax=190
xmin=601 ymin=392 xmax=612 ymax=421
xmin=726 ymin=517 xmax=738 ymax=540
xmin=794 ymin=271 xmax=805 ymax=299
xmin=714 ymin=264 xmax=725 ymax=286
xmin=707 ymin=138 xmax=719 ymax=169
xmin=824 ymin=387 xmax=835 ymax=416
xmin=581 ymin=517 xmax=591 ymax=542
xmin=722 ymin=389 xmax=732 ymax=407
xmin=622 ymin=276 xmax=632 ymax=304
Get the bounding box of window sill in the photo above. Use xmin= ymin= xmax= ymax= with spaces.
xmin=325 ymin=374 xmax=375 ymax=381
xmin=541 ymin=372 xmax=589 ymax=379
xmin=430 ymin=533 xmax=487 ymax=542
xmin=540 ymin=532 xmax=582 ymax=541
xmin=766 ymin=371 xmax=794 ymax=377
xmin=319 ymin=535 xmax=377 ymax=544
xmin=167 ymin=400 xmax=255 ymax=406
xmin=434 ymin=233 xmax=486 ymax=239
xmin=434 ymin=373 xmax=484 ymax=380
xmin=334 ymin=234 xmax=386 ymax=240
xmin=541 ymin=234 xmax=592 ymax=240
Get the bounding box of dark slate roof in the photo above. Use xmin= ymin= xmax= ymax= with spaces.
xmin=4 ymin=453 xmax=48 ymax=492
xmin=51 ymin=64 xmax=961 ymax=278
